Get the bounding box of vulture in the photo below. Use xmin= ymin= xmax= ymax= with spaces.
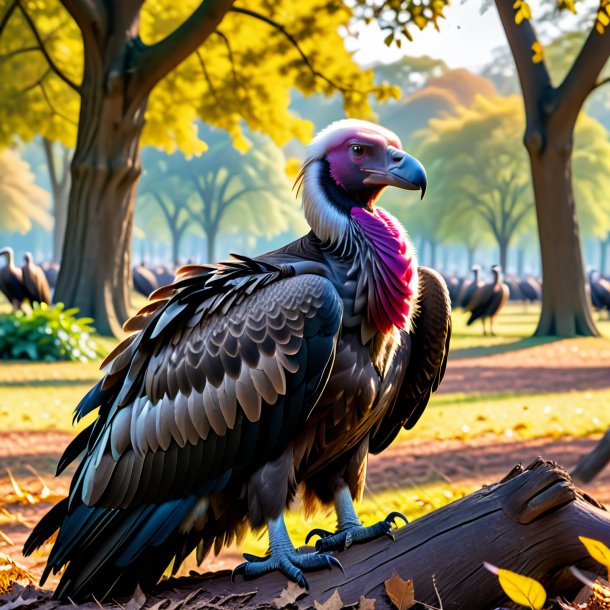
xmin=21 ymin=252 xmax=52 ymax=306
xmin=0 ymin=249 xmax=51 ymax=309
xmin=25 ymin=120 xmax=452 ymax=601
xmin=466 ymin=264 xmax=509 ymax=335
xmin=133 ymin=263 xmax=160 ymax=298
xmin=458 ymin=264 xmax=483 ymax=310
xmin=0 ymin=247 xmax=27 ymax=310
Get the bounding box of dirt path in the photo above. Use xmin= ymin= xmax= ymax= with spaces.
xmin=2 ymin=338 xmax=610 ymax=585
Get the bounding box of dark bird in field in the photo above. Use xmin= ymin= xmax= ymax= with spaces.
xmin=466 ymin=264 xmax=509 ymax=335
xmin=589 ymin=270 xmax=610 ymax=316
xmin=518 ymin=276 xmax=541 ymax=303
xmin=41 ymin=261 xmax=60 ymax=289
xmin=0 ymin=249 xmax=51 ymax=309
xmin=458 ymin=264 xmax=483 ymax=310
xmin=25 ymin=120 xmax=451 ymax=601
xmin=133 ymin=263 xmax=160 ymax=297
xmin=21 ymin=252 xmax=52 ymax=306
xmin=0 ymin=247 xmax=26 ymax=310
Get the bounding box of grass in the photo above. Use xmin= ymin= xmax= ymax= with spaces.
xmin=1 ymin=303 xmax=609 ymax=442
xmin=403 ymin=388 xmax=610 ymax=443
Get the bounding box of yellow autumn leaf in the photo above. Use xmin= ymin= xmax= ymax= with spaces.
xmin=579 ymin=536 xmax=610 ymax=570
xmin=484 ymin=563 xmax=546 ymax=610
xmin=531 ymin=41 xmax=545 ymax=64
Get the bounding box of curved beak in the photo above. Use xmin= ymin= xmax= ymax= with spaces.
xmin=362 ymin=146 xmax=427 ymax=199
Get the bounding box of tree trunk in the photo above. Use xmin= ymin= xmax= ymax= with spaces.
xmin=466 ymin=244 xmax=476 ymax=271
xmin=529 ymin=140 xmax=599 ymax=337
xmin=42 ymin=139 xmax=71 ymax=264
xmin=172 ymin=230 xmax=180 ymax=266
xmin=53 ymin=49 xmax=146 ymax=336
xmin=572 ymin=429 xmax=610 ymax=484
xmin=498 ymin=238 xmax=508 ymax=274
xmin=601 ymin=235 xmax=609 ymax=276
xmin=7 ymin=459 xmax=608 ymax=610
xmin=429 ymin=239 xmax=437 ymax=269
xmin=517 ymin=246 xmax=525 ymax=277
xmin=206 ymin=230 xmax=217 ymax=263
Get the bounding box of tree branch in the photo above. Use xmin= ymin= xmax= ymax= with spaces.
xmin=0 ymin=0 xmax=18 ymax=38
xmin=230 ymin=6 xmax=374 ymax=95
xmin=38 ymin=80 xmax=78 ymax=125
xmin=494 ymin=0 xmax=553 ymax=125
xmin=58 ymin=0 xmax=106 ymax=46
xmin=554 ymin=23 xmax=610 ymax=131
xmin=42 ymin=138 xmax=59 ymax=195
xmin=134 ymin=0 xmax=236 ymax=97
xmin=592 ymin=75 xmax=610 ymax=91
xmin=17 ymin=1 xmax=80 ymax=92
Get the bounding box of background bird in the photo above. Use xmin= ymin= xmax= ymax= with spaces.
xmin=0 ymin=248 xmax=52 ymax=309
xmin=25 ymin=119 xmax=451 ymax=602
xmin=589 ymin=270 xmax=610 ymax=317
xmin=458 ymin=264 xmax=484 ymax=310
xmin=21 ymin=252 xmax=52 ymax=306
xmin=465 ymin=264 xmax=510 ymax=335
xmin=133 ymin=262 xmax=160 ymax=298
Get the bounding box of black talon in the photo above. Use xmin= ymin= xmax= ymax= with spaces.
xmin=385 ymin=511 xmax=409 ymax=527
xmin=327 ymin=555 xmax=345 ymax=574
xmin=242 ymin=552 xmax=266 ymax=562
xmin=231 ymin=562 xmax=246 ymax=582
xmin=305 ymin=528 xmax=333 ymax=544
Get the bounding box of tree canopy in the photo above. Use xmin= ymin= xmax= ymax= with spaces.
xmin=0 ymin=0 xmax=399 ymax=155
xmin=137 ymin=127 xmax=306 ymax=262
xmin=382 ymin=94 xmax=610 ymax=274
xmin=0 ymin=148 xmax=51 ymax=233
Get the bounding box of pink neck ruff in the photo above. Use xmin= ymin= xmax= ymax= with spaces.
xmin=351 ymin=206 xmax=417 ymax=333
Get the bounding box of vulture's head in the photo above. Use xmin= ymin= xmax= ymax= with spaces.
xmin=297 ymin=119 xmax=426 ymax=245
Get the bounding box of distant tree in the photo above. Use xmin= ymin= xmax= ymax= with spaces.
xmin=144 ymin=128 xmax=306 ymax=262
xmin=379 ymin=68 xmax=498 ymax=145
xmin=41 ymin=139 xmax=71 ymax=263
xmin=0 ymin=1 xmax=395 ymax=335
xmin=406 ymin=95 xmax=610 ymax=276
xmin=138 ymin=150 xmax=194 ymax=265
xmin=412 ymin=96 xmax=534 ymax=272
xmin=0 ymin=149 xmax=51 ymax=234
xmin=353 ymin=0 xmax=610 ymax=336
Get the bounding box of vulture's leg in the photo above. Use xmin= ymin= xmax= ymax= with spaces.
xmin=232 ymin=513 xmax=341 ymax=589
xmin=306 ymin=486 xmax=407 ymax=552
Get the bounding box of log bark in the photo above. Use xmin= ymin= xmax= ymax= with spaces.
xmin=5 ymin=458 xmax=610 ymax=610
xmin=572 ymin=429 xmax=610 ymax=484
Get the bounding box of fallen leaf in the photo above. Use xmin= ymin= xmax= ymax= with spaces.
xmin=0 ymin=594 xmax=39 ymax=610
xmin=358 ymin=595 xmax=377 ymax=609
xmin=580 ymin=537 xmax=610 ymax=572
xmin=384 ymin=570 xmax=415 ymax=610
xmin=0 ymin=552 xmax=36 ymax=594
xmin=273 ymin=581 xmax=308 ymax=608
xmin=124 ymin=585 xmax=147 ymax=610
xmin=484 ymin=562 xmax=546 ymax=610
xmin=314 ymin=589 xmax=344 ymax=610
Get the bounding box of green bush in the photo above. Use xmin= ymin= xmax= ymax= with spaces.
xmin=0 ymin=303 xmax=103 ymax=362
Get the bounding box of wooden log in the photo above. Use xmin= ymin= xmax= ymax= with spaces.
xmin=572 ymin=428 xmax=610 ymax=483
xmin=3 ymin=458 xmax=609 ymax=610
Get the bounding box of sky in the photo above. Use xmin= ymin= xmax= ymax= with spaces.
xmin=347 ymin=2 xmax=510 ymax=71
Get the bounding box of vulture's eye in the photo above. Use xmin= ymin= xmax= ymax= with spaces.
xmin=350 ymin=144 xmax=365 ymax=156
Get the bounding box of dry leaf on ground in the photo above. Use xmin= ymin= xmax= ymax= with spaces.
xmin=273 ymin=581 xmax=308 ymax=608
xmin=314 ymin=589 xmax=344 ymax=610
xmin=0 ymin=553 xmax=36 ymax=595
xmin=358 ymin=595 xmax=377 ymax=609
xmin=124 ymin=584 xmax=147 ymax=610
xmin=384 ymin=570 xmax=415 ymax=610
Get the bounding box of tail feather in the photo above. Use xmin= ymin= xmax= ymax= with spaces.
xmin=25 ymin=495 xmax=198 ymax=602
